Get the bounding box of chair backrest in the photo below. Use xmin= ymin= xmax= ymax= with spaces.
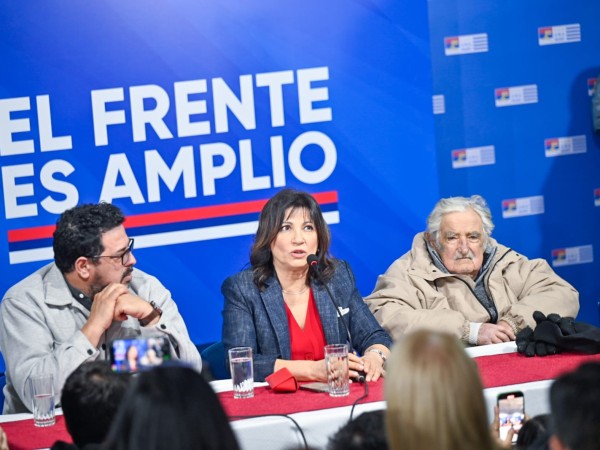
xmin=200 ymin=342 xmax=229 ymax=380
xmin=0 ymin=352 xmax=5 ymax=413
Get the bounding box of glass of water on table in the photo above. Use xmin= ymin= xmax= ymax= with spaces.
xmin=228 ymin=347 xmax=254 ymax=399
xmin=30 ymin=374 xmax=56 ymax=427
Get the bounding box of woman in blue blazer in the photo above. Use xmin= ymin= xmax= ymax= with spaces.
xmin=222 ymin=189 xmax=392 ymax=382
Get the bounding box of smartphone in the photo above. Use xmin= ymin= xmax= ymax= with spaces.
xmin=110 ymin=336 xmax=171 ymax=373
xmin=497 ymin=391 xmax=525 ymax=443
xmin=299 ymin=382 xmax=330 ymax=393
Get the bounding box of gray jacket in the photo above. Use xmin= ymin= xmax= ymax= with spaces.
xmin=0 ymin=263 xmax=201 ymax=414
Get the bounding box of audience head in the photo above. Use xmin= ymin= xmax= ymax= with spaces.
xmin=60 ymin=361 xmax=131 ymax=448
xmin=385 ymin=330 xmax=495 ymax=450
xmin=425 ymin=195 xmax=494 ymax=279
xmin=327 ymin=410 xmax=388 ymax=450
xmin=53 ymin=203 xmax=125 ymax=273
xmin=549 ymin=362 xmax=600 ymax=450
xmin=103 ymin=364 xmax=239 ymax=450
xmin=250 ymin=189 xmax=333 ymax=288
xmin=516 ymin=414 xmax=550 ymax=449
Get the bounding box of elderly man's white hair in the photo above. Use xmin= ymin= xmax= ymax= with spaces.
xmin=426 ymin=195 xmax=495 ymax=250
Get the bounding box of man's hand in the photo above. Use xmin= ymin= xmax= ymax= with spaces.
xmin=82 ymin=283 xmax=129 ymax=346
xmin=114 ymin=292 xmax=154 ymax=321
xmin=478 ymin=321 xmax=516 ymax=345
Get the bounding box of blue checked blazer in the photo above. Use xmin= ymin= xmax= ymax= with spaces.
xmin=221 ymin=259 xmax=392 ymax=381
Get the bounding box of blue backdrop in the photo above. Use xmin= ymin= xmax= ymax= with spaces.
xmin=429 ymin=0 xmax=600 ymax=327
xmin=2 ymin=1 xmax=598 ymax=348
xmin=0 ymin=1 xmax=437 ymax=345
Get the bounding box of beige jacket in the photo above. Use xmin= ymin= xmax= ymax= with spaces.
xmin=365 ymin=233 xmax=579 ymax=342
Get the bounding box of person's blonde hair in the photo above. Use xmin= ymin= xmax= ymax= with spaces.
xmin=385 ymin=330 xmax=496 ymax=450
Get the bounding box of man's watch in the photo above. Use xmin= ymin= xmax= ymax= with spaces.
xmin=139 ymin=300 xmax=163 ymax=327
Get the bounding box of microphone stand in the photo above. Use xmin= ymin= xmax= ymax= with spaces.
xmin=307 ymin=255 xmax=366 ymax=383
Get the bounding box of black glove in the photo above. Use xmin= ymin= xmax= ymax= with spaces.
xmin=516 ymin=326 xmax=535 ymax=356
xmin=531 ymin=320 xmax=560 ymax=355
xmin=545 ymin=312 xmax=577 ymax=336
xmin=518 ymin=311 xmax=600 ymax=356
xmin=516 ymin=311 xmax=561 ymax=357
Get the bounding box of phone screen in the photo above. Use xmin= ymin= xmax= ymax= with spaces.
xmin=110 ymin=336 xmax=171 ymax=373
xmin=498 ymin=391 xmax=525 ymax=443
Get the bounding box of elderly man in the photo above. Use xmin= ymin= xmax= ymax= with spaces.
xmin=0 ymin=203 xmax=201 ymax=414
xmin=365 ymin=195 xmax=579 ymax=346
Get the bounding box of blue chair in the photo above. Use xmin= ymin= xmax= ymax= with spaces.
xmin=0 ymin=352 xmax=5 ymax=412
xmin=200 ymin=342 xmax=229 ymax=380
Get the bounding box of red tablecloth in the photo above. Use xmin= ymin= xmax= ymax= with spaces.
xmin=2 ymin=415 xmax=71 ymax=450
xmin=4 ymin=351 xmax=600 ymax=448
xmin=219 ymin=380 xmax=382 ymax=419
xmin=219 ymin=351 xmax=600 ymax=418
xmin=475 ymin=351 xmax=600 ymax=388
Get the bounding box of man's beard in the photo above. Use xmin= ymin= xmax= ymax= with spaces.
xmin=89 ymin=267 xmax=134 ymax=300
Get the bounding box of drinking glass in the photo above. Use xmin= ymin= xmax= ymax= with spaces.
xmin=325 ymin=343 xmax=350 ymax=397
xmin=30 ymin=374 xmax=56 ymax=427
xmin=228 ymin=347 xmax=254 ymax=399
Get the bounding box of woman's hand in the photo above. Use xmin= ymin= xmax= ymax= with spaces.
xmin=491 ymin=405 xmax=515 ymax=449
xmin=348 ymin=352 xmax=365 ymax=380
xmin=275 ymin=359 xmax=329 ymax=382
xmin=0 ymin=426 xmax=8 ymax=450
xmin=359 ymin=350 xmax=386 ymax=382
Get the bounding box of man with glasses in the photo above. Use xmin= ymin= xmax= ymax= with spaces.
xmin=365 ymin=195 xmax=579 ymax=346
xmin=0 ymin=203 xmax=201 ymax=414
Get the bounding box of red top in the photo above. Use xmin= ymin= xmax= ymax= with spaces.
xmin=285 ymin=289 xmax=326 ymax=361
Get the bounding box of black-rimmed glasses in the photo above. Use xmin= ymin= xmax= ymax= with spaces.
xmin=92 ymin=238 xmax=134 ymax=265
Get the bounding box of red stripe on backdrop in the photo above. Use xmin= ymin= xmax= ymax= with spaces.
xmin=6 ymin=191 xmax=339 ymax=243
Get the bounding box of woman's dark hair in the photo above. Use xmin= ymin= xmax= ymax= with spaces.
xmin=53 ymin=203 xmax=125 ymax=273
xmin=250 ymin=189 xmax=333 ymax=289
xmin=516 ymin=414 xmax=550 ymax=449
xmin=102 ymin=365 xmax=239 ymax=450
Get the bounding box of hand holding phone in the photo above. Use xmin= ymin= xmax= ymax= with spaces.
xmin=497 ymin=391 xmax=525 ymax=444
xmin=110 ymin=336 xmax=171 ymax=373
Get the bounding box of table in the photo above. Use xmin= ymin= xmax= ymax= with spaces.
xmin=2 ymin=344 xmax=600 ymax=450
xmin=222 ymin=343 xmax=600 ymax=450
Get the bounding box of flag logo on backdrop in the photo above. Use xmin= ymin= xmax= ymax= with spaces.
xmin=594 ymin=188 xmax=600 ymax=207
xmin=502 ymin=199 xmax=517 ymax=213
xmin=7 ymin=191 xmax=341 ymax=265
xmin=588 ymin=78 xmax=598 ymax=96
xmin=444 ymin=33 xmax=489 ymax=56
xmin=433 ymin=95 xmax=446 ymax=114
xmin=538 ymin=23 xmax=581 ymax=46
xmin=501 ymin=196 xmax=545 ymax=218
xmin=552 ymin=245 xmax=594 ymax=267
xmin=544 ymin=135 xmax=587 ymax=157
xmin=495 ymin=85 xmax=538 ymax=107
xmin=451 ymin=145 xmax=496 ymax=169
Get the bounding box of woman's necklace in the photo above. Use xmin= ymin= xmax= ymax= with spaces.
xmin=282 ymin=285 xmax=309 ymax=296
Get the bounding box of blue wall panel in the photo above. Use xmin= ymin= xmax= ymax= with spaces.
xmin=429 ymin=0 xmax=600 ymax=325
xmin=0 ymin=1 xmax=437 ymax=344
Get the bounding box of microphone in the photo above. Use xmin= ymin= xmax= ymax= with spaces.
xmin=307 ymin=255 xmax=366 ymax=383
